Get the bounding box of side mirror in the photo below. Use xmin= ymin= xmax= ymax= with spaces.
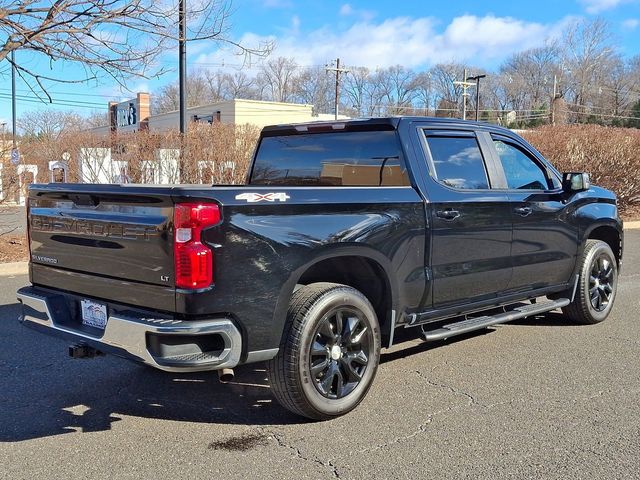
xmin=562 ymin=172 xmax=590 ymax=193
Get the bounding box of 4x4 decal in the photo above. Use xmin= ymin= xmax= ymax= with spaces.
xmin=235 ymin=192 xmax=290 ymax=203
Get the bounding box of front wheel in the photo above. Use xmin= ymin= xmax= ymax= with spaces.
xmin=562 ymin=239 xmax=618 ymax=325
xmin=267 ymin=283 xmax=381 ymax=420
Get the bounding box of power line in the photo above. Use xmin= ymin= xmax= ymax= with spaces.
xmin=0 ymin=87 xmax=118 ymax=99
xmin=0 ymin=92 xmax=103 ymax=107
xmin=0 ymin=93 xmax=105 ymax=110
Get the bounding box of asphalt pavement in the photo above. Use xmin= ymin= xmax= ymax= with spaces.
xmin=0 ymin=206 xmax=25 ymax=235
xmin=1 ymin=233 xmax=639 ymax=480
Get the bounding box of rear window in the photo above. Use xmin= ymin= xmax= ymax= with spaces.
xmin=249 ymin=131 xmax=410 ymax=186
xmin=425 ymin=136 xmax=489 ymax=190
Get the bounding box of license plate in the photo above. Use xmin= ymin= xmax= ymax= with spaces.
xmin=80 ymin=299 xmax=108 ymax=329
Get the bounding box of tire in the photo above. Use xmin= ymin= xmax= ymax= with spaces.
xmin=562 ymin=239 xmax=618 ymax=325
xmin=267 ymin=282 xmax=381 ymax=420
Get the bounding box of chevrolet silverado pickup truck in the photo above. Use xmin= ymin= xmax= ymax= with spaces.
xmin=17 ymin=117 xmax=623 ymax=420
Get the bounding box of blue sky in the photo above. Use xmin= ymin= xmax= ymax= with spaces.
xmin=1 ymin=0 xmax=639 ymax=125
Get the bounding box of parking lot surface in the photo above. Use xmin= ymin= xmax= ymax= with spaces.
xmin=1 ymin=232 xmax=639 ymax=480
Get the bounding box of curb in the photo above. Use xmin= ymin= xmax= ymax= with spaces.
xmin=625 ymin=221 xmax=640 ymax=230
xmin=0 ymin=261 xmax=28 ymax=277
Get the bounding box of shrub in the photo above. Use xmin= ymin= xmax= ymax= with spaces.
xmin=523 ymin=124 xmax=640 ymax=213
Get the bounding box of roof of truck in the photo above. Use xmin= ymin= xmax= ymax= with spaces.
xmin=261 ymin=116 xmax=513 ymax=136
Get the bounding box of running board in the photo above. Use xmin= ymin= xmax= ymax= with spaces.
xmin=421 ymin=298 xmax=571 ymax=342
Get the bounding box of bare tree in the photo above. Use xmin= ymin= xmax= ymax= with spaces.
xmin=342 ymin=66 xmax=371 ymax=117
xmin=383 ymin=65 xmax=416 ymax=112
xmin=410 ymin=71 xmax=433 ymax=115
xmin=295 ymin=66 xmax=333 ymax=115
xmin=562 ymin=18 xmax=615 ymax=108
xmin=17 ymin=109 xmax=84 ymax=139
xmin=257 ymin=57 xmax=299 ymax=103
xmin=153 ymin=69 xmax=224 ymax=113
xmin=430 ymin=63 xmax=464 ymax=117
xmin=0 ymin=1 xmax=271 ymax=101
xmin=501 ymin=45 xmax=559 ymax=109
xmin=222 ymin=71 xmax=257 ymax=99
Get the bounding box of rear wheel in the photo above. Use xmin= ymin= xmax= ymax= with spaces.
xmin=267 ymin=283 xmax=381 ymax=420
xmin=562 ymin=239 xmax=618 ymax=325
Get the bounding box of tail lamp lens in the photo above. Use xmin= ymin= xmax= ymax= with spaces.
xmin=174 ymin=203 xmax=221 ymax=289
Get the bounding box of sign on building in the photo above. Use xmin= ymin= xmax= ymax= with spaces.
xmin=110 ymin=93 xmax=150 ymax=133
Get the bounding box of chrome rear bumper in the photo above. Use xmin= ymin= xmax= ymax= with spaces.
xmin=17 ymin=287 xmax=242 ymax=373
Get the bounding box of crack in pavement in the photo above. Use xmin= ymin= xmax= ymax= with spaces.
xmin=414 ymin=369 xmax=482 ymax=407
xmin=269 ymin=430 xmax=341 ymax=479
xmin=348 ymin=371 xmax=507 ymax=456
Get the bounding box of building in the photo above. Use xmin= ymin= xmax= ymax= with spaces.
xmin=87 ymin=95 xmax=348 ymax=135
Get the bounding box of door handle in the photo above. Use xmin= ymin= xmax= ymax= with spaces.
xmin=514 ymin=206 xmax=532 ymax=217
xmin=436 ymin=209 xmax=460 ymax=221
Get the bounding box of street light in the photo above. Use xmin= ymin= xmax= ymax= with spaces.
xmin=467 ymin=74 xmax=486 ymax=121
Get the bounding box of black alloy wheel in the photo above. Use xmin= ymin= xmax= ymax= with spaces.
xmin=588 ymin=254 xmax=615 ymax=312
xmin=309 ymin=307 xmax=372 ymax=399
xmin=562 ymin=239 xmax=618 ymax=324
xmin=267 ymin=282 xmax=381 ymax=420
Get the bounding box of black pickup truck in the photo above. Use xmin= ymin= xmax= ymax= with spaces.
xmin=17 ymin=117 xmax=623 ymax=420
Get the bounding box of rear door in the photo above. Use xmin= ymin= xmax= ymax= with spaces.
xmin=416 ymin=128 xmax=512 ymax=308
xmin=489 ymin=134 xmax=578 ymax=291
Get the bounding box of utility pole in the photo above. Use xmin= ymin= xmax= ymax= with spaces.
xmin=326 ymin=58 xmax=349 ymax=120
xmin=11 ymin=50 xmax=16 ymax=150
xmin=453 ymin=68 xmax=475 ymax=120
xmin=178 ymin=0 xmax=187 ymax=135
xmin=551 ymin=74 xmax=557 ymax=125
xmin=467 ymin=74 xmax=486 ymax=121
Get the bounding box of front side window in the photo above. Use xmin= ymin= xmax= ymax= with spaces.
xmin=425 ymin=135 xmax=489 ymax=190
xmin=493 ymin=140 xmax=549 ymax=190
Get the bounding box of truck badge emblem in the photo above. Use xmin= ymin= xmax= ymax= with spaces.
xmin=235 ymin=192 xmax=290 ymax=203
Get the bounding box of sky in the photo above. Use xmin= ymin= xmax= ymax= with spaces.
xmin=0 ymin=0 xmax=639 ymax=128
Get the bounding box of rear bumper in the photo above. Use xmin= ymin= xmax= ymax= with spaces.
xmin=16 ymin=286 xmax=242 ymax=373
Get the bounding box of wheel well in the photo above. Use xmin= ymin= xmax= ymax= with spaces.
xmin=588 ymin=226 xmax=621 ymax=266
xmin=297 ymin=256 xmax=393 ymax=345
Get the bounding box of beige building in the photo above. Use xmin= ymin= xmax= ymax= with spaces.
xmin=88 ymin=96 xmax=348 ymax=135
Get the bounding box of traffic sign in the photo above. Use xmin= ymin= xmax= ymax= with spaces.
xmin=10 ymin=149 xmax=20 ymax=165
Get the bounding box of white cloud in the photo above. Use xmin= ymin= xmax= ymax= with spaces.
xmin=291 ymin=15 xmax=300 ymax=32
xmin=338 ymin=3 xmax=375 ymax=21
xmin=262 ymin=0 xmax=292 ymax=8
xmin=194 ymin=14 xmax=571 ymax=71
xmin=579 ymin=0 xmax=629 ymax=14
xmin=622 ymin=18 xmax=639 ymax=29
xmin=339 ymin=4 xmax=353 ymax=16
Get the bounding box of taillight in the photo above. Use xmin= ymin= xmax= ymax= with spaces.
xmin=173 ymin=203 xmax=221 ymax=289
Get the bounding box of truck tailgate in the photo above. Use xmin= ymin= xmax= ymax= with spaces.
xmin=28 ymin=186 xmax=175 ymax=308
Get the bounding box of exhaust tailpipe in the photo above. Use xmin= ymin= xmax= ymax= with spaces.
xmin=218 ymin=368 xmax=234 ymax=383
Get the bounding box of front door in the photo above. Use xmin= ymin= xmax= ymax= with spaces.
xmin=489 ymin=134 xmax=578 ymax=292
xmin=417 ymin=128 xmax=512 ymax=308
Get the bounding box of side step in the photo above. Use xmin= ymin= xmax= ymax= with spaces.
xmin=421 ymin=298 xmax=570 ymax=342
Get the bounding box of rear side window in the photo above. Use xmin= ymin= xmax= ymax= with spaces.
xmin=425 ymin=136 xmax=489 ymax=189
xmin=250 ymin=131 xmax=410 ymax=186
